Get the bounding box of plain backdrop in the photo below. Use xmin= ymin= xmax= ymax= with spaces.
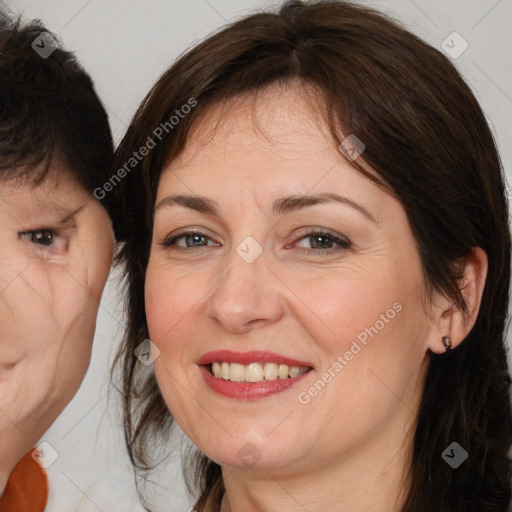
xmin=2 ymin=1 xmax=511 ymax=511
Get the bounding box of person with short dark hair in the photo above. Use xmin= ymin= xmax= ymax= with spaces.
xmin=0 ymin=15 xmax=116 ymax=511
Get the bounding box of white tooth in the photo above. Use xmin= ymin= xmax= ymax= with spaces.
xmin=278 ymin=364 xmax=289 ymax=379
xmin=212 ymin=362 xmax=221 ymax=378
xmin=246 ymin=363 xmax=264 ymax=382
xmin=298 ymin=367 xmax=309 ymax=376
xmin=288 ymin=366 xmax=300 ymax=378
xmin=221 ymin=362 xmax=230 ymax=380
xmin=263 ymin=363 xmax=279 ymax=380
xmin=230 ymin=363 xmax=245 ymax=382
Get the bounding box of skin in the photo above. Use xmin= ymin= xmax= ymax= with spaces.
xmin=145 ymin=83 xmax=487 ymax=512
xmin=0 ymin=162 xmax=115 ymax=495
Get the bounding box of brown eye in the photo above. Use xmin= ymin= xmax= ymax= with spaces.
xmin=18 ymin=229 xmax=69 ymax=254
xmin=295 ymin=230 xmax=351 ymax=253
xmin=309 ymin=234 xmax=335 ymax=249
xmin=19 ymin=229 xmax=55 ymax=246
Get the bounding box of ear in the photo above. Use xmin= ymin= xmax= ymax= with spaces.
xmin=427 ymin=247 xmax=488 ymax=354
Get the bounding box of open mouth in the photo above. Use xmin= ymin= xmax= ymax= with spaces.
xmin=208 ymin=361 xmax=311 ymax=383
xmin=197 ymin=350 xmax=314 ymax=399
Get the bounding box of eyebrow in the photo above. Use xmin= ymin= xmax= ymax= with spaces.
xmin=33 ymin=203 xmax=85 ymax=224
xmin=58 ymin=205 xmax=85 ymax=223
xmin=155 ymin=193 xmax=377 ymax=223
xmin=8 ymin=202 xmax=86 ymax=229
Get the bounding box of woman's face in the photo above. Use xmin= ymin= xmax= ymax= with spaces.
xmin=0 ymin=164 xmax=114 ymax=451
xmin=146 ymin=84 xmax=436 ymax=473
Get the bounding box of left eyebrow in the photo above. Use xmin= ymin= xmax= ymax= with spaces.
xmin=272 ymin=193 xmax=378 ymax=223
xmin=155 ymin=193 xmax=378 ymax=224
xmin=58 ymin=205 xmax=85 ymax=224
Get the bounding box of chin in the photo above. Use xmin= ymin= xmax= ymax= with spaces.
xmin=197 ymin=433 xmax=307 ymax=472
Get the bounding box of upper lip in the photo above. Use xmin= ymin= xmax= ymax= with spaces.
xmin=197 ymin=350 xmax=313 ymax=368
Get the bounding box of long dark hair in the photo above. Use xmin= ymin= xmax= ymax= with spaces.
xmin=109 ymin=1 xmax=512 ymax=510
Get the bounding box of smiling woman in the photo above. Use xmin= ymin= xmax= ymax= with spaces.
xmin=110 ymin=1 xmax=511 ymax=511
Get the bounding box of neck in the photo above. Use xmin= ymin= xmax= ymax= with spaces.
xmin=220 ymin=415 xmax=415 ymax=512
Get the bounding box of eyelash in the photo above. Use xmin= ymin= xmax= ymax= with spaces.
xmin=159 ymin=229 xmax=352 ymax=255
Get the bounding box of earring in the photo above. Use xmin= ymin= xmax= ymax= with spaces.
xmin=442 ymin=336 xmax=452 ymax=351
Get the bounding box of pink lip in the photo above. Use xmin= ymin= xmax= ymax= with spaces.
xmin=199 ymin=365 xmax=311 ymax=400
xmin=196 ymin=350 xmax=312 ymax=368
xmin=197 ymin=350 xmax=313 ymax=400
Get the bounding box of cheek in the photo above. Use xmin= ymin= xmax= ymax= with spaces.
xmin=0 ymin=243 xmax=29 ymax=284
xmin=308 ymin=279 xmax=426 ymax=415
xmin=145 ymin=263 xmax=212 ymax=393
xmin=145 ymin=269 xmax=200 ymax=429
xmin=289 ymin=270 xmax=403 ymax=357
xmin=145 ymin=266 xmax=187 ymax=352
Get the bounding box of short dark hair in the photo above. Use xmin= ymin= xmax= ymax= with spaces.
xmin=0 ymin=14 xmax=113 ymax=199
xmin=111 ymin=1 xmax=511 ymax=511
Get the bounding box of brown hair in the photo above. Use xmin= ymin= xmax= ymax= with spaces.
xmin=110 ymin=1 xmax=512 ymax=510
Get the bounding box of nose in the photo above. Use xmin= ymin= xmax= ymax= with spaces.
xmin=206 ymin=247 xmax=284 ymax=334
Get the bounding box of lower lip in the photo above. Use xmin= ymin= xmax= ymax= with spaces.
xmin=199 ymin=365 xmax=311 ymax=399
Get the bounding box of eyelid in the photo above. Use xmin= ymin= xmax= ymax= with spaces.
xmin=158 ymin=229 xmax=217 ymax=251
xmin=159 ymin=224 xmax=220 ymax=243
xmin=294 ymin=226 xmax=349 ymax=240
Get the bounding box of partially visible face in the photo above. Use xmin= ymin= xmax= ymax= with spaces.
xmin=0 ymin=163 xmax=114 ymax=449
xmin=145 ymin=84 xmax=434 ymax=474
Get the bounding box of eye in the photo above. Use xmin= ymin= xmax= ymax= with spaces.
xmin=293 ymin=229 xmax=352 ymax=254
xmin=18 ymin=229 xmax=68 ymax=254
xmin=160 ymin=231 xmax=218 ymax=250
xmin=19 ymin=229 xmax=55 ymax=246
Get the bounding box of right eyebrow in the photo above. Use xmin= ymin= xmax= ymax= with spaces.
xmin=155 ymin=195 xmax=218 ymax=215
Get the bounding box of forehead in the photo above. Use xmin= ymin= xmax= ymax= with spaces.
xmin=172 ymin=82 xmax=336 ymax=170
xmin=154 ymin=82 xmax=419 ymax=240
xmin=160 ymin=82 xmax=386 ymax=212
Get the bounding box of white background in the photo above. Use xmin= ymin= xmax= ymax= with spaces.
xmin=2 ymin=1 xmax=511 ymax=511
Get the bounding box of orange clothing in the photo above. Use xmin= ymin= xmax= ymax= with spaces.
xmin=0 ymin=449 xmax=48 ymax=512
